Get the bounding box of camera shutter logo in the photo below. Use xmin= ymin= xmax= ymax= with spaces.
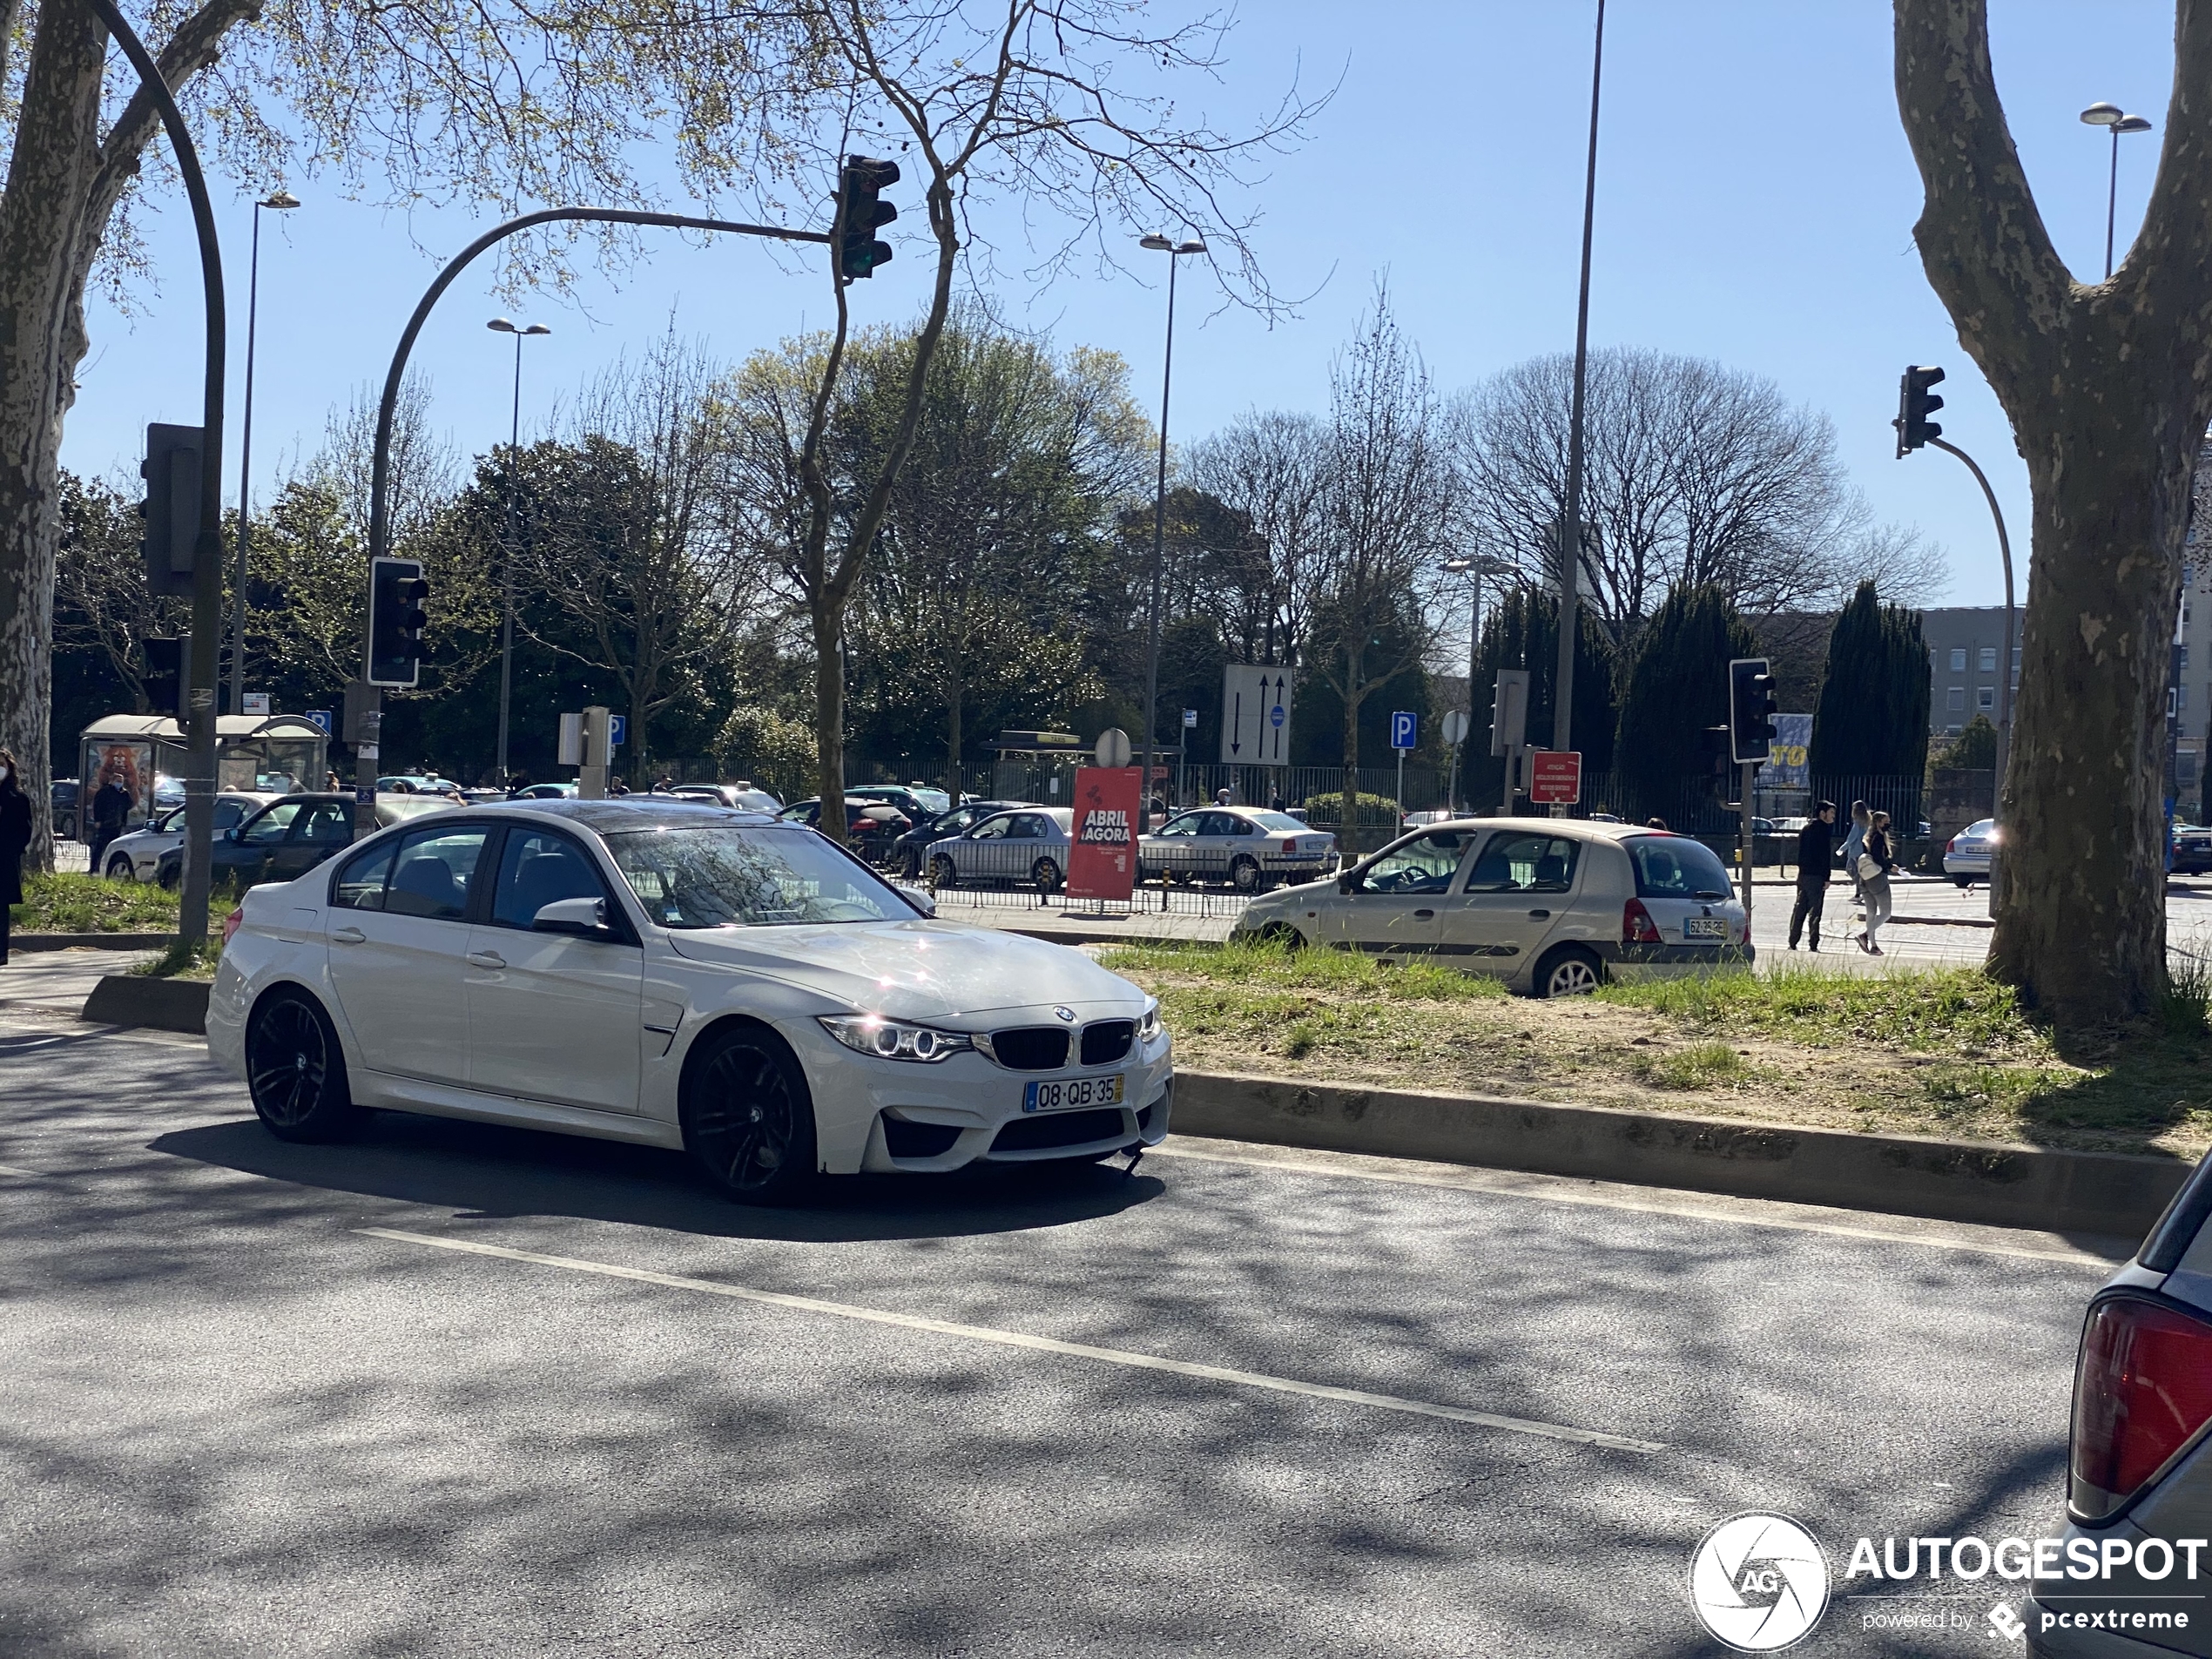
xmin=1689 ymin=1513 xmax=1831 ymax=1652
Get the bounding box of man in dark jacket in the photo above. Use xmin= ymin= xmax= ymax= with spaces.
xmin=1789 ymin=800 xmax=1837 ymax=950
xmin=88 ymin=774 xmax=132 ymax=875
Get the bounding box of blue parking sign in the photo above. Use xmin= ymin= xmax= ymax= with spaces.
xmin=1390 ymin=710 xmax=1418 ymax=752
xmin=303 ymin=710 xmax=332 ymax=735
xmin=609 ymin=714 xmax=626 ymax=748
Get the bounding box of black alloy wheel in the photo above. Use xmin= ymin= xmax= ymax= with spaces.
xmin=1031 ymin=858 xmax=1063 ymax=894
xmin=246 ymin=992 xmax=359 ymax=1141
xmin=682 ymin=1025 xmax=819 ymax=1204
xmin=930 ymin=853 xmax=960 ymax=891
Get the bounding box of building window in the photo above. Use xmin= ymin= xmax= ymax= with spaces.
xmin=1950 ymin=647 xmax=1967 ymax=671
xmin=1946 ymin=724 xmax=1963 ymax=737
xmin=1978 ymin=686 xmax=1996 ymax=711
xmin=1947 ymin=685 xmax=1966 ymax=711
xmin=1979 ymin=647 xmax=1997 ymax=671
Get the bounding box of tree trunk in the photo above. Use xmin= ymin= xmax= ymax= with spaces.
xmin=1894 ymin=0 xmax=2212 ymax=1024
xmin=1339 ymin=651 xmax=1364 ymax=858
xmin=812 ymin=605 xmax=846 ymax=843
xmin=0 ymin=0 xmax=105 ymax=870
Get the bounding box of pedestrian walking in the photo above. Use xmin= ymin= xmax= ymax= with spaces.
xmin=87 ymin=772 xmax=131 ymax=875
xmin=1840 ymin=800 xmax=1871 ymax=906
xmin=1788 ymin=800 xmax=1837 ymax=951
xmin=1856 ymin=810 xmax=1895 ymax=955
xmin=0 ymin=749 xmax=29 ymax=967
xmin=1214 ymin=786 xmax=1233 ymax=807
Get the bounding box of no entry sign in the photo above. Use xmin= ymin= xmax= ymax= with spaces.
xmin=1529 ymin=750 xmax=1582 ymax=805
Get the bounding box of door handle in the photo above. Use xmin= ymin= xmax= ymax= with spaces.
xmin=1527 ymin=909 xmax=1551 ymax=919
xmin=1413 ymin=908 xmax=1434 ymax=920
xmin=467 ymin=950 xmax=507 ymax=969
xmin=331 ymin=927 xmax=366 ymax=944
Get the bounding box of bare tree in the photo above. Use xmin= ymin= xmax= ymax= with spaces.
xmin=515 ymin=336 xmax=749 ymax=775
xmin=1303 ymin=289 xmax=1453 ymax=856
xmin=1895 ymin=0 xmax=2212 ymax=1023
xmin=1454 ymin=348 xmax=1873 ymax=646
xmin=1190 ymin=408 xmax=1332 ymax=671
xmin=53 ymin=473 xmax=189 ymax=711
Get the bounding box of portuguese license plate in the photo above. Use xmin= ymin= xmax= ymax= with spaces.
xmin=1023 ymin=1074 xmax=1125 ymax=1113
xmin=1683 ymin=917 xmax=1728 ymax=940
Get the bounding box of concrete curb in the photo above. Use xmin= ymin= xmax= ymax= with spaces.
xmin=80 ymin=974 xmax=210 ymax=1035
xmin=10 ymin=932 xmax=175 ymax=953
xmin=1172 ymin=1070 xmax=2188 ymax=1238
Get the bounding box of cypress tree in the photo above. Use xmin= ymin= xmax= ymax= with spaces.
xmin=1465 ymin=589 xmax=1615 ymax=804
xmin=1811 ymin=583 xmax=1932 ymax=779
xmin=1614 ymin=583 xmax=1757 ymax=819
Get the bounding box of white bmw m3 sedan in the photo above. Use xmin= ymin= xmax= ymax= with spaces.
xmin=205 ymin=799 xmax=1173 ymax=1202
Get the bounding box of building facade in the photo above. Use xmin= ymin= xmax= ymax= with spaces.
xmin=1920 ymin=606 xmax=2020 ymax=740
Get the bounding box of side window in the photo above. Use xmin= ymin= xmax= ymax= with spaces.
xmin=239 ymin=802 xmax=302 ymax=845
xmin=971 ymin=816 xmax=1010 ymax=840
xmin=490 ymin=829 xmax=611 ymax=930
xmin=296 ymin=801 xmax=354 ymax=845
xmin=383 ymin=825 xmax=492 ymax=921
xmin=1357 ymin=831 xmax=1469 ymax=894
xmin=212 ymin=799 xmax=249 ymax=833
xmin=331 ymin=840 xmax=398 ymax=910
xmin=1465 ymin=833 xmax=1581 ymax=894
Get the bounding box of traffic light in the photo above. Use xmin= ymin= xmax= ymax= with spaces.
xmin=143 ymin=636 xmax=185 ymax=718
xmin=836 ymin=156 xmax=900 ymax=280
xmin=1895 ymin=364 xmax=1945 ymax=457
xmin=1728 ymin=657 xmax=1778 ymax=765
xmin=367 ymin=556 xmax=429 ymax=687
xmin=139 ymin=423 xmax=203 ymax=598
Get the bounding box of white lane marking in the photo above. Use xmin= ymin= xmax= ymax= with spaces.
xmin=1150 ymin=1144 xmax=2127 ymax=1267
xmin=0 ymin=1162 xmax=43 ymax=1178
xmin=359 ymin=1226 xmax=1664 ymax=1455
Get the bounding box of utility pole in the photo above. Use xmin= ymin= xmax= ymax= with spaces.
xmin=1551 ymin=0 xmax=1608 ymax=786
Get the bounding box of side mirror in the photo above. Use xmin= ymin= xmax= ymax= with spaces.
xmin=533 ymin=896 xmax=610 ymax=936
xmin=897 ymin=883 xmax=937 ymax=918
xmin=1337 ymin=873 xmax=1354 ymax=895
xmin=220 ymin=826 xmax=239 ymax=843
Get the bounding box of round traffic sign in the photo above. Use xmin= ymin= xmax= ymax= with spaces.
xmin=1094 ymin=727 xmax=1133 ymax=769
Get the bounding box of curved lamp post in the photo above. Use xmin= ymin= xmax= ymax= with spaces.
xmin=1136 ymin=232 xmax=1205 ymax=819
xmin=2080 ymin=102 xmax=2155 ymax=280
xmin=228 ymin=187 xmax=300 ymax=719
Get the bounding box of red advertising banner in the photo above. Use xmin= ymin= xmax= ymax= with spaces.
xmin=1529 ymin=750 xmax=1582 ymax=805
xmin=1066 ymin=765 xmax=1142 ymax=902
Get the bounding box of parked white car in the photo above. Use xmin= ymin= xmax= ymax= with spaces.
xmin=206 ymin=799 xmax=1172 ymax=1200
xmin=1139 ymin=807 xmax=1336 ymax=891
xmin=1944 ymin=817 xmax=1997 ymax=885
xmin=100 ymin=792 xmax=276 ymax=880
xmin=1228 ymin=816 xmax=1750 ymax=997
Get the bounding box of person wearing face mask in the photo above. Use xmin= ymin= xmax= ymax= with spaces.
xmin=0 ymin=749 xmax=29 ymax=967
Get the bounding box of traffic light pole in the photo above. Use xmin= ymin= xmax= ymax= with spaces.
xmin=83 ymin=0 xmax=226 ymax=948
xmin=354 ymin=206 xmax=831 ymax=836
xmin=1925 ymin=436 xmax=2016 ymax=823
xmin=1740 ymin=762 xmax=1757 ymax=921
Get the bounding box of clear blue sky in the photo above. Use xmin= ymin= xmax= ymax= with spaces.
xmin=64 ymin=1 xmax=2180 ymax=610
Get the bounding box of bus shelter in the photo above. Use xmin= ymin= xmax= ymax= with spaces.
xmin=76 ymin=713 xmax=329 ymax=837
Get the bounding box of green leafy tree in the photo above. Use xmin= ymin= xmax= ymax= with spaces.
xmin=1934 ymin=714 xmax=1999 ymax=772
xmin=1614 ymin=583 xmax=1754 ymax=819
xmin=1810 ymin=582 xmax=1931 ymax=779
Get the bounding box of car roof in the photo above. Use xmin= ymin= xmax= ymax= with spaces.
xmin=484 ymin=798 xmax=783 ymax=832
xmin=1378 ymin=815 xmax=1682 ymax=846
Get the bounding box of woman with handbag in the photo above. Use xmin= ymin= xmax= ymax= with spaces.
xmin=0 ymin=748 xmax=30 ymax=967
xmin=1840 ymin=800 xmax=1871 ymax=907
xmin=1856 ymin=809 xmax=1894 ymax=955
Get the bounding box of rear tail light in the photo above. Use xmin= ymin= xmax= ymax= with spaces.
xmin=221 ymin=906 xmax=244 ymax=947
xmin=1947 ymin=836 xmax=1958 ymax=854
xmin=1282 ymin=839 xmax=1298 ymax=854
xmin=2070 ymin=1294 xmax=2212 ymax=1521
xmin=1623 ymin=898 xmax=1662 ymax=945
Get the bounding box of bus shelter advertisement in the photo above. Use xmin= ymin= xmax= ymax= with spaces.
xmin=1066 ymin=765 xmax=1141 ymax=902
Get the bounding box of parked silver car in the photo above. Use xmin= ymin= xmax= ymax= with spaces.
xmin=926 ymin=807 xmax=1075 ymax=892
xmin=1139 ymin=806 xmax=1336 ymax=892
xmin=101 ymin=792 xmax=278 ymax=880
xmin=1945 ymin=817 xmax=1997 ymax=885
xmin=2030 ymin=1154 xmax=2212 ymax=1656
xmin=1229 ymin=817 xmax=1750 ymax=997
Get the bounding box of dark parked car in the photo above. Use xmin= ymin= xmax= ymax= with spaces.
xmin=51 ymin=779 xmax=79 ymax=840
xmin=885 ymin=799 xmax=1031 ymax=880
xmin=668 ymin=782 xmax=783 ymax=813
xmin=776 ymin=796 xmax=914 ymax=863
xmin=847 ymin=782 xmax=952 ymax=822
xmin=156 ymin=792 xmax=455 ymax=891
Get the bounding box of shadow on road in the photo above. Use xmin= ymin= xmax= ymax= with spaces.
xmin=151 ymin=1109 xmax=1167 ymax=1244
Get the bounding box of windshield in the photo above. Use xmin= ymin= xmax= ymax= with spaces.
xmin=604 ymin=825 xmax=912 ymax=928
xmin=1625 ymin=835 xmax=1734 ymax=900
xmin=907 ymin=788 xmax=951 ymax=815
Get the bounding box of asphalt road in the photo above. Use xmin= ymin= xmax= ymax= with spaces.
xmin=0 ymin=1012 xmax=2135 ymax=1657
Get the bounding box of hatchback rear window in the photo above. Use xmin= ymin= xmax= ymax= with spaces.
xmin=1626 ymin=836 xmax=1733 ymax=900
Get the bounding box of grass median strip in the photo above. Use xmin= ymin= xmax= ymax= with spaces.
xmin=1100 ymin=939 xmax=2212 ymax=1159
xmin=10 ymin=872 xmax=179 ymax=934
xmin=359 ymin=1226 xmax=1665 ymax=1453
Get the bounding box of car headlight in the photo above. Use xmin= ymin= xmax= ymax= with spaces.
xmin=1138 ymin=997 xmax=1163 ymax=1045
xmin=817 ymin=1014 xmax=973 ymax=1063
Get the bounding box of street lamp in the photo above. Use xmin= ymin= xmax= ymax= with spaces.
xmin=1137 ymin=232 xmax=1205 ymax=822
xmin=1552 ymin=0 xmax=1607 ymax=788
xmin=488 ymin=316 xmax=551 ymax=786
xmin=226 ymin=187 xmax=300 ymax=718
xmin=2080 ymin=102 xmax=2155 ymax=280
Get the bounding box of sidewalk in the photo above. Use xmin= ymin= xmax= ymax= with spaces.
xmin=0 ymin=948 xmax=158 ymax=1022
